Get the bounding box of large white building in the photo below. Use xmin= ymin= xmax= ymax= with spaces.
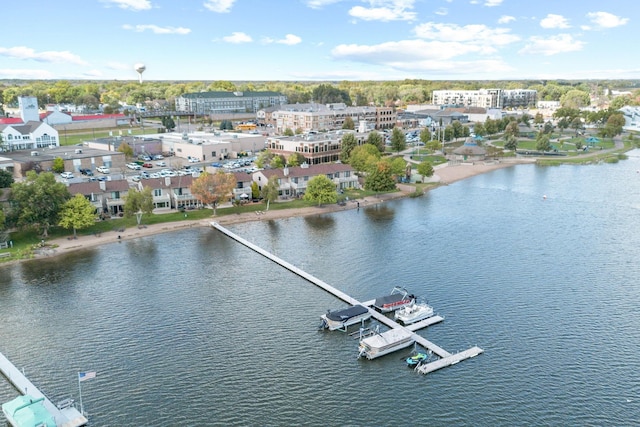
xmin=175 ymin=91 xmax=287 ymax=114
xmin=432 ymin=89 xmax=537 ymax=109
xmin=0 ymin=97 xmax=60 ymax=151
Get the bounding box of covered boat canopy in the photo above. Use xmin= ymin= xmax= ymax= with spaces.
xmin=326 ymin=304 xmax=369 ymax=321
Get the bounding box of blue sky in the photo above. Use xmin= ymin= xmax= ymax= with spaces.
xmin=1 ymin=0 xmax=637 ymax=81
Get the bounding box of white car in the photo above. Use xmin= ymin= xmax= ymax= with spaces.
xmin=188 ymin=156 xmax=199 ymax=163
xmin=127 ymin=163 xmax=141 ymax=170
xmin=156 ymin=161 xmax=166 ymax=167
xmin=60 ymin=172 xmax=74 ymax=179
xmin=97 ymin=166 xmax=110 ymax=174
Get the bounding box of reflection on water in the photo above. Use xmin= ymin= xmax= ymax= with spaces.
xmin=2 ymin=155 xmax=640 ymax=425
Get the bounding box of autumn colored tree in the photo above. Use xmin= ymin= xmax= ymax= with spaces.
xmin=59 ymin=193 xmax=97 ymax=238
xmin=191 ymin=171 xmax=236 ymax=215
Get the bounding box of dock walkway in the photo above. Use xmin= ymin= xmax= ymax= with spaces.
xmin=211 ymin=222 xmax=483 ymax=375
xmin=0 ymin=351 xmax=87 ymax=427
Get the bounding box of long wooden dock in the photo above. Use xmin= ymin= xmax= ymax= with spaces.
xmin=0 ymin=351 xmax=87 ymax=427
xmin=211 ymin=222 xmax=483 ymax=375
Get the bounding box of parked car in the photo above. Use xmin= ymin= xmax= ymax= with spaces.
xmin=210 ymin=162 xmax=222 ymax=167
xmin=60 ymin=172 xmax=74 ymax=179
xmin=131 ymin=175 xmax=141 ymax=182
xmin=156 ymin=161 xmax=166 ymax=167
xmin=153 ymin=154 xmax=164 ymax=160
xmin=142 ymin=163 xmax=153 ymax=168
xmin=126 ymin=163 xmax=141 ymax=170
xmin=97 ymin=166 xmax=110 ymax=174
xmin=140 ymin=171 xmax=150 ymax=179
xmin=188 ymin=156 xmax=199 ymax=163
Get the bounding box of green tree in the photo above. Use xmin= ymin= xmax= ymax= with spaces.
xmin=535 ymin=132 xmax=552 ymax=152
xmin=52 ymin=157 xmax=65 ymax=173
xmin=59 ymin=193 xmax=97 ymax=238
xmin=451 ymin=121 xmax=464 ymax=141
xmin=283 ymin=128 xmax=294 ymax=136
xmin=340 ymin=133 xmax=358 ymax=162
xmin=533 ymin=112 xmax=544 ymax=128
xmin=9 ymin=171 xmax=70 ymax=237
xmin=366 ymin=131 xmax=384 ymax=152
xmin=503 ymin=121 xmax=519 ymax=139
xmin=473 ymin=122 xmax=486 ymax=137
xmin=419 ymin=128 xmax=431 ymax=145
xmin=504 ymin=134 xmax=518 ymax=151
xmin=364 ymin=161 xmax=396 ymax=192
xmin=416 ymin=160 xmax=434 ymax=183
xmin=543 ymin=121 xmax=555 ymax=134
xmin=390 ymin=127 xmax=406 ymax=153
xmin=560 ymin=89 xmax=590 ymax=109
xmin=304 ymin=175 xmax=337 ymax=206
xmin=261 ymin=175 xmax=280 ymax=211
xmin=191 ymin=171 xmax=236 ymax=216
xmin=251 ymin=181 xmax=260 ymax=200
xmin=0 ymin=170 xmax=14 ymax=188
xmin=342 ymin=116 xmax=355 ymax=130
xmin=123 ymin=186 xmax=154 ymax=225
xmin=570 ymin=117 xmax=584 ymax=135
xmin=117 ymin=142 xmax=134 ymax=161
xmin=384 ymin=156 xmax=407 ymax=181
xmin=484 ymin=118 xmax=498 ymax=135
xmin=287 ymin=152 xmax=306 ymax=167
xmin=349 ymin=144 xmax=380 ymax=174
xmin=161 ymin=116 xmax=176 ymax=131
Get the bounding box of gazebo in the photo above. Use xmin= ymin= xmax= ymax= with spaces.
xmin=452 ymin=139 xmax=487 ymax=162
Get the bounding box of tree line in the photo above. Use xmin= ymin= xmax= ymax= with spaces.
xmin=2 ymin=79 xmax=640 ymax=115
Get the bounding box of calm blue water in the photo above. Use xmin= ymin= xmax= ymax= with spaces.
xmin=2 ymin=152 xmax=640 ymax=426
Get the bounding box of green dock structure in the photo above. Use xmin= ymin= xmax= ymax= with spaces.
xmin=0 ymin=351 xmax=87 ymax=427
xmin=211 ymin=222 xmax=483 ymax=375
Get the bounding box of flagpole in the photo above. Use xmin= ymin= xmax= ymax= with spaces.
xmin=78 ymin=372 xmax=84 ymax=415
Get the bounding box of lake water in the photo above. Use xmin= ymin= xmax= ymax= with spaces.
xmin=2 ymin=152 xmax=640 ymax=426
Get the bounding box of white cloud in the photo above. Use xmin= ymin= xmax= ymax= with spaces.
xmin=519 ymin=34 xmax=584 ymax=56
xmin=484 ymin=0 xmax=503 ymax=7
xmin=435 ymin=8 xmax=448 ymax=16
xmin=498 ymin=15 xmax=515 ymax=24
xmin=101 ymin=0 xmax=152 ymax=11
xmin=332 ymin=39 xmax=496 ymax=63
xmin=349 ymin=0 xmax=417 ymax=22
xmin=305 ymin=0 xmax=343 ymax=9
xmin=414 ymin=22 xmax=520 ymax=46
xmin=586 ymin=11 xmax=629 ymax=28
xmin=0 ymin=46 xmax=88 ymax=65
xmin=222 ymin=32 xmax=252 ymax=43
xmin=203 ymin=0 xmax=236 ymax=13
xmin=540 ymin=14 xmax=570 ymax=29
xmin=122 ymin=24 xmax=191 ymax=34
xmin=0 ymin=68 xmax=54 ymax=79
xmin=277 ymin=34 xmax=302 ymax=45
xmin=330 ymin=39 xmax=514 ymax=75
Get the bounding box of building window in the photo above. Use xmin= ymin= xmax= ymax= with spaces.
xmin=154 ymin=189 xmax=162 ymax=197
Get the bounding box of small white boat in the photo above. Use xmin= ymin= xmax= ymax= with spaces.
xmin=321 ymin=305 xmax=371 ymax=331
xmin=394 ymin=302 xmax=434 ymax=325
xmin=358 ymin=329 xmax=414 ymax=360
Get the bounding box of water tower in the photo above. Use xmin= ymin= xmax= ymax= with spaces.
xmin=134 ymin=63 xmax=146 ymax=83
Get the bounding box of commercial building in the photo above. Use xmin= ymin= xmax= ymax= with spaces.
xmin=432 ymin=89 xmax=537 ymax=109
xmin=262 ymin=103 xmax=396 ymax=134
xmin=175 ymin=91 xmax=287 ymax=115
xmin=266 ymin=130 xmax=369 ymax=165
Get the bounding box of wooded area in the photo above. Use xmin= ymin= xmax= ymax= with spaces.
xmin=1 ymin=79 xmax=640 ymax=114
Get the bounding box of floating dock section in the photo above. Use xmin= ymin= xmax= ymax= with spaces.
xmin=212 ymin=222 xmax=483 ymax=375
xmin=0 ymin=351 xmax=87 ymax=427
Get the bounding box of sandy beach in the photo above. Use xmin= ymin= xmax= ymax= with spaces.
xmin=40 ymin=160 xmax=528 ymax=256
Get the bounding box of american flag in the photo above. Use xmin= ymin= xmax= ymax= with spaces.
xmin=78 ymin=371 xmax=96 ymax=382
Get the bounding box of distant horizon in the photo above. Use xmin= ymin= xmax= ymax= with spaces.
xmin=1 ymin=1 xmax=637 ymax=81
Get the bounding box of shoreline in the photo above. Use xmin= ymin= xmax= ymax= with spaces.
xmin=33 ymin=160 xmax=525 ymax=259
